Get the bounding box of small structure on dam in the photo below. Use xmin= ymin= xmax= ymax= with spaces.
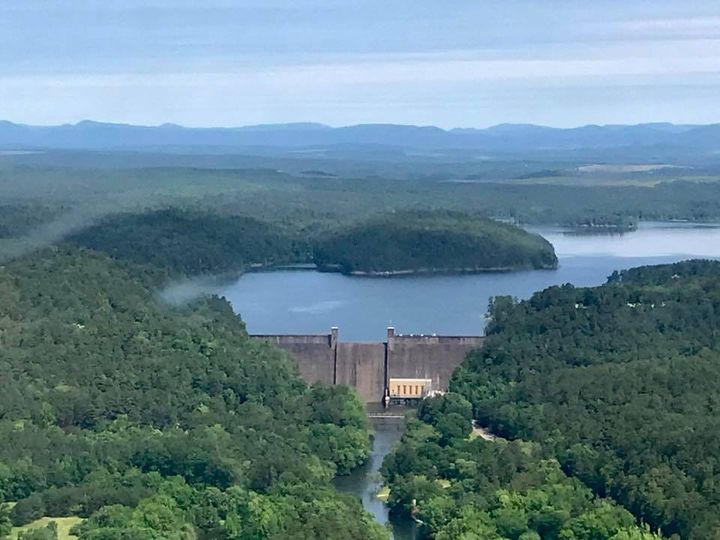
xmin=253 ymin=327 xmax=485 ymax=404
xmin=387 ymin=377 xmax=433 ymax=402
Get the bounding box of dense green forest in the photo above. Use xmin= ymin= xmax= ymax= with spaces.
xmin=0 ymin=205 xmax=59 ymax=238
xmin=63 ymin=208 xmax=556 ymax=278
xmin=381 ymin=393 xmax=660 ymax=540
xmin=444 ymin=260 xmax=720 ymax=539
xmin=2 ymin=161 xmax=720 ymax=237
xmin=313 ymin=211 xmax=558 ymax=275
xmin=0 ymin=247 xmax=387 ymax=539
xmin=2 ymin=152 xmax=720 ymax=539
xmin=68 ymin=208 xmax=309 ymax=276
xmin=1 ymin=158 xmax=720 ymax=278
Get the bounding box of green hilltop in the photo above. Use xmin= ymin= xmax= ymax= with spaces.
xmin=313 ymin=211 xmax=558 ymax=275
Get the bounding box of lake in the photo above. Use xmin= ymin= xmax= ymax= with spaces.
xmin=216 ymin=222 xmax=720 ymax=341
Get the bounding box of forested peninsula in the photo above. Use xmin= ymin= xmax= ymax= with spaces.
xmin=380 ymin=259 xmax=720 ymax=540
xmin=313 ymin=212 xmax=558 ymax=275
xmin=0 ymin=247 xmax=387 ymax=539
xmin=68 ymin=208 xmax=557 ymax=278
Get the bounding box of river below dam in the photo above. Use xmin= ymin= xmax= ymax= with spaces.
xmin=333 ymin=414 xmax=417 ymax=539
xmin=209 ymin=221 xmax=720 ymax=536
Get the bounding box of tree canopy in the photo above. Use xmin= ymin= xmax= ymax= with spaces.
xmin=68 ymin=208 xmax=307 ymax=276
xmin=314 ymin=211 xmax=557 ymax=275
xmin=0 ymin=246 xmax=386 ymax=539
xmin=381 ymin=394 xmax=660 ymax=540
xmin=450 ymin=260 xmax=720 ymax=539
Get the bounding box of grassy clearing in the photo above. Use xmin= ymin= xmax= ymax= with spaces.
xmin=9 ymin=516 xmax=83 ymax=540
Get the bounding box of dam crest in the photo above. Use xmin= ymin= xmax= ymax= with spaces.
xmin=253 ymin=327 xmax=485 ymax=404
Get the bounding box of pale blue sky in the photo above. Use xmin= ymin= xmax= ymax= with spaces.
xmin=1 ymin=1 xmax=719 ymax=127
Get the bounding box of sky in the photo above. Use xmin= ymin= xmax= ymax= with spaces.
xmin=1 ymin=0 xmax=719 ymax=128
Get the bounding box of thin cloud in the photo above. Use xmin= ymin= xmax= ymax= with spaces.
xmin=618 ymin=16 xmax=720 ymax=36
xmin=3 ymin=38 xmax=719 ymax=88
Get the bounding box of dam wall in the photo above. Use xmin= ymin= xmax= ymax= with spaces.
xmin=335 ymin=342 xmax=387 ymax=403
xmin=257 ymin=333 xmax=336 ymax=385
xmin=388 ymin=329 xmax=485 ymax=396
xmin=253 ymin=327 xmax=485 ymax=403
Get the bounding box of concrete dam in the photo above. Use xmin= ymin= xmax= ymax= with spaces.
xmin=253 ymin=327 xmax=485 ymax=404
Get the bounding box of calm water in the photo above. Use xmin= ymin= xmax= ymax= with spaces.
xmin=216 ymin=222 xmax=720 ymax=341
xmin=211 ymin=221 xmax=720 ymax=537
xmin=333 ymin=416 xmax=416 ymax=539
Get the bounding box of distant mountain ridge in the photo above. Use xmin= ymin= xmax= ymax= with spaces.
xmin=0 ymin=119 xmax=718 ymax=153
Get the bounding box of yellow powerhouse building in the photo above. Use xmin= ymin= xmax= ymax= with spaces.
xmin=388 ymin=378 xmax=432 ymax=398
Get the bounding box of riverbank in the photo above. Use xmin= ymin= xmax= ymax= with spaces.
xmin=319 ymin=262 xmax=558 ymax=277
xmin=339 ymin=412 xmax=502 ymax=540
xmin=335 ymin=414 xmax=417 ymax=540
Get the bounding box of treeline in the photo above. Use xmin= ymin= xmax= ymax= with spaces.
xmin=450 ymin=260 xmax=720 ymax=539
xmin=457 ymin=181 xmax=720 ymax=226
xmin=562 ymin=215 xmax=638 ymax=231
xmin=381 ymin=393 xmax=660 ymax=539
xmin=0 ymin=247 xmax=387 ymax=539
xmin=313 ymin=211 xmax=558 ymax=275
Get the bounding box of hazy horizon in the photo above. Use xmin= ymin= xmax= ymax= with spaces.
xmin=0 ymin=118 xmax=712 ymax=131
xmin=2 ymin=1 xmax=720 ymax=128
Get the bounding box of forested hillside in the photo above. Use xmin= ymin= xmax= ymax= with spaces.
xmin=68 ymin=208 xmax=308 ymax=276
xmin=314 ymin=211 xmax=558 ymax=275
xmin=449 ymin=260 xmax=720 ymax=539
xmin=0 ymin=247 xmax=386 ymax=539
xmin=381 ymin=393 xmax=660 ymax=539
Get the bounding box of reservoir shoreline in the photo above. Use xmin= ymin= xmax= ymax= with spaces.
xmin=211 ymin=222 xmax=720 ymax=342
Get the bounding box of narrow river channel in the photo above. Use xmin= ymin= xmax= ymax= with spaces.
xmin=334 ymin=414 xmax=417 ymax=539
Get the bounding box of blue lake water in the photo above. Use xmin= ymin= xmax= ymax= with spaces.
xmin=216 ymin=222 xmax=720 ymax=341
